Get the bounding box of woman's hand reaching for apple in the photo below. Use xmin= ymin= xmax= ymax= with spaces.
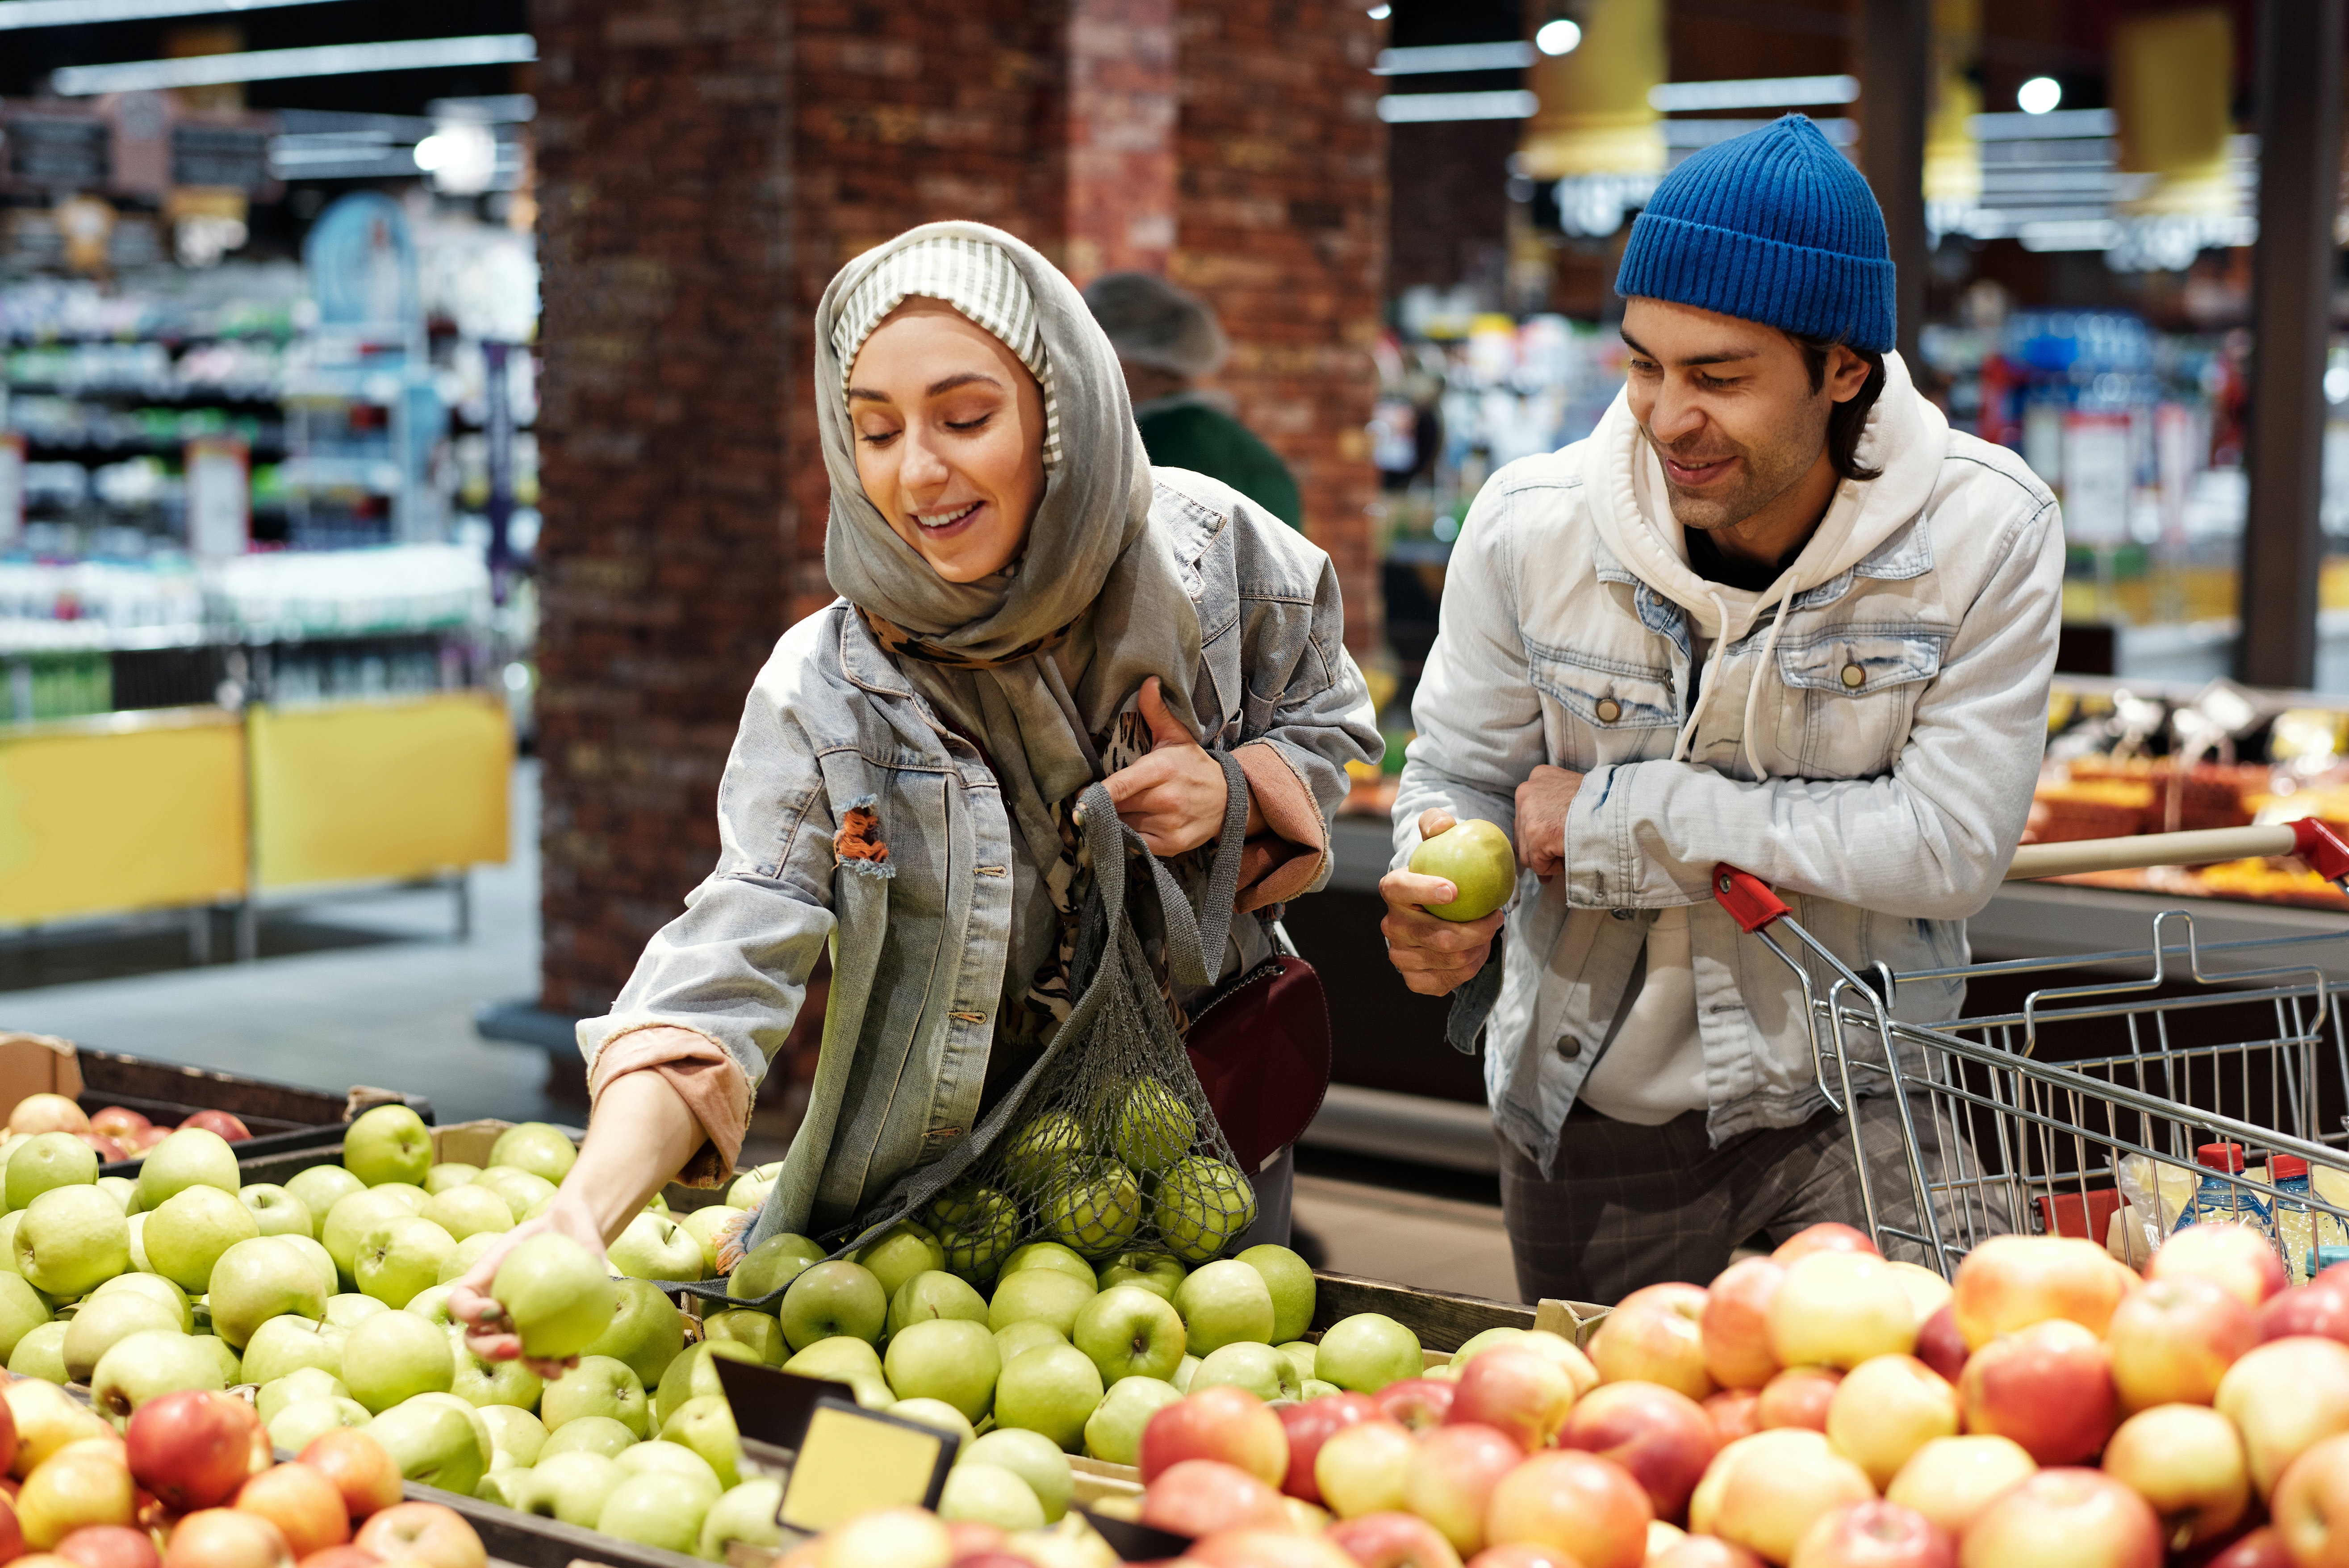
xmin=449 ymin=1192 xmax=610 ymax=1378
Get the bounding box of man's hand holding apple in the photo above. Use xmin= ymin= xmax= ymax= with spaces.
xmin=1379 ymin=808 xmax=1510 ymax=997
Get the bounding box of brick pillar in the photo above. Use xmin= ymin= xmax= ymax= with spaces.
xmin=1066 ymin=0 xmax=1178 ymax=284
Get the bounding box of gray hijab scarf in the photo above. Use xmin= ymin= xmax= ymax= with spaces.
xmin=815 ymin=222 xmax=1204 ymax=909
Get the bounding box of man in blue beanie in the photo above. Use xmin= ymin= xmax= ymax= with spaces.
xmin=1378 ymin=116 xmax=2062 ymax=1299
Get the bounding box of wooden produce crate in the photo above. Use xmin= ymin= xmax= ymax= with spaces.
xmin=397 ymin=1481 xmax=709 ymax=1568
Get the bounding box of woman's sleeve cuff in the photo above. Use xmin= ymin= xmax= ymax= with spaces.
xmin=1232 ymin=741 xmax=1329 ymax=913
xmin=587 ymin=1024 xmax=753 ymax=1188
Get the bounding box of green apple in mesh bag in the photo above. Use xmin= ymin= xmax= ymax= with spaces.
xmin=1236 ymin=1243 xmax=1317 ymax=1345
xmin=257 ymin=1366 xmax=349 ymax=1425
xmin=888 ymin=1270 xmax=991 ymax=1337
xmin=999 ymin=1110 xmax=1084 ymax=1192
xmin=240 ymin=1314 xmax=345 ymax=1383
xmin=6 ymin=1133 xmax=95 ymax=1212
xmin=1111 ymin=1079 xmax=1197 ymax=1176
xmin=655 ymin=1339 xmax=761 ymax=1430
xmin=471 ymin=1166 xmax=557 ymax=1222
xmin=447 ymin=1325 xmax=544 ymax=1409
xmin=1100 ymin=1250 xmax=1187 ymax=1301
xmin=929 ymin=1186 xmax=1020 ymax=1284
xmin=284 ymin=1165 xmax=365 ymax=1236
xmin=961 ymin=1428 xmax=1073 ymax=1523
xmin=538 ymin=1416 xmax=637 ymax=1461
xmin=1191 ymin=1341 xmax=1300 ymax=1402
xmin=235 ymin=1184 xmax=313 ymax=1240
xmin=938 ymin=1463 xmax=1044 ymax=1531
xmin=607 ymin=1211 xmax=704 ymax=1281
xmin=1408 ymin=818 xmax=1516 ymax=921
xmin=421 ymin=1185 xmax=513 ymax=1243
xmin=1151 ymin=1155 xmax=1257 ymax=1264
xmin=1000 ymin=1241 xmax=1097 ymax=1290
xmin=585 ymin=1276 xmax=688 ymax=1387
xmin=525 ymin=1450 xmax=623 ymax=1527
xmin=1073 ymin=1285 xmax=1187 ymax=1385
xmin=541 ymin=1353 xmax=651 ymax=1437
xmin=355 ymin=1215 xmax=456 ymax=1307
xmin=91 ymin=1271 xmax=191 ymax=1330
xmin=701 ymin=1307 xmax=786 ymax=1366
xmin=1173 ymin=1258 xmax=1275 ymax=1354
xmin=341 ymin=1306 xmax=455 ymax=1413
xmin=424 ymin=1162 xmax=481 ymax=1196
xmin=145 ymin=1184 xmax=260 ymax=1293
xmin=776 ymin=1259 xmax=886 ymax=1350
xmin=488 ymin=1122 xmax=578 ymax=1185
xmin=1048 ymin=1162 xmax=1142 ymax=1259
xmin=489 ymin=1231 xmax=615 ymax=1361
xmin=659 ymin=1394 xmax=743 ymax=1489
xmin=987 ymin=1268 xmax=1095 ymax=1339
xmin=208 ymin=1236 xmax=329 ymax=1349
xmin=64 ymin=1291 xmax=182 ymax=1382
xmin=698 ymin=1478 xmax=786 ymax=1562
xmin=883 ymin=1318 xmax=999 ymax=1424
xmin=92 ymin=1329 xmax=226 ymax=1423
xmin=342 ymin=1104 xmax=434 ymax=1188
xmin=852 ymin=1220 xmax=946 ymax=1301
xmin=17 ymin=1185 xmax=129 ymax=1296
xmin=135 ymin=1127 xmax=239 ymax=1210
xmin=993 ymin=1342 xmax=1103 ymax=1453
xmin=728 ymin=1232 xmax=824 ymax=1305
xmin=1082 ymin=1374 xmax=1182 ymax=1467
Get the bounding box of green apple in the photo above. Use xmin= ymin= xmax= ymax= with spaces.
xmin=0 ymin=1211 xmax=29 ymax=1274
xmin=1001 ymin=1241 xmax=1098 ymax=1291
xmin=725 ymin=1174 xmax=773 ymax=1212
xmin=608 ymin=1211 xmax=705 ymax=1282
xmin=267 ymin=1396 xmax=369 ymax=1455
xmin=1301 ymin=1377 xmax=1342 ymax=1399
xmin=17 ymin=1184 xmax=129 ymax=1296
xmin=1172 ymin=1259 xmax=1275 ymax=1354
xmin=448 ymin=1324 xmax=544 ymax=1408
xmin=0 ymin=1273 xmax=50 ymax=1360
xmin=355 ymin=1215 xmax=456 ymax=1306
xmin=883 ymin=1318 xmax=999 ymax=1423
xmin=488 ymin=1122 xmax=577 ymax=1184
xmin=538 ymin=1415 xmax=639 ymax=1460
xmin=597 ymin=1472 xmax=718 ymax=1556
xmin=478 ymin=1403 xmax=547 ymax=1469
xmin=888 ymin=1270 xmax=991 ymax=1337
xmin=929 ymin=1187 xmax=1020 ymax=1284
xmin=413 ymin=1389 xmax=497 ymax=1476
xmin=728 ymin=1233 xmax=824 ymax=1309
xmin=134 ymin=1127 xmax=239 ymax=1211
xmin=405 ymin=1283 xmax=456 ymax=1324
xmin=618 ymin=1439 xmax=722 ymax=1492
xmin=91 ymin=1270 xmax=192 ymax=1330
xmin=777 ymin=1259 xmax=886 ymax=1350
xmin=996 ymin=1320 xmax=1066 ymax=1368
xmin=284 ymin=1166 xmax=365 ymax=1235
xmin=1314 ymin=1312 xmax=1423 ymax=1393
xmin=240 ymin=1313 xmax=347 ymax=1383
xmin=471 ymin=1166 xmax=557 ymax=1222
xmin=341 ymin=1305 xmax=455 ymax=1412
xmin=678 ymin=1206 xmax=741 ymax=1275
xmin=939 ymin=1463 xmax=1044 ymax=1530
xmin=1082 ymin=1375 xmax=1182 ymax=1465
xmin=890 ymin=1397 xmax=977 ymax=1449
xmin=1274 ymin=1340 xmax=1318 ymax=1388
xmin=1100 ymin=1250 xmax=1187 ymax=1301
xmin=436 ymin=1231 xmax=501 ymax=1285
xmin=323 ymin=1292 xmax=385 ymax=1330
xmin=473 ymin=1471 xmax=533 ymax=1508
xmin=1237 ymin=1244 xmax=1316 ymax=1344
xmin=424 ymin=1162 xmax=481 ymax=1195
xmin=488 ymin=1231 xmax=613 ymax=1359
xmin=145 ymin=1183 xmax=260 ymax=1293
xmin=701 ymin=1308 xmax=785 ymax=1366
xmin=542 ymin=1353 xmax=651 ymax=1437
xmin=367 ymin=1394 xmax=484 ymax=1494
xmin=192 ymin=1334 xmax=240 ymax=1386
xmin=1192 ymin=1341 xmax=1299 ymax=1402
xmin=852 ymin=1221 xmax=946 ymax=1301
xmin=6 ymin=1132 xmax=96 ymax=1211
xmin=698 ymin=1478 xmax=786 ymax=1562
xmin=1112 ymin=1080 xmax=1197 ymax=1177
xmin=659 ymin=1394 xmax=742 ymax=1489
xmin=585 ymin=1276 xmax=687 ymax=1388
xmin=999 ymin=1111 xmax=1083 ymax=1191
xmin=1047 ymin=1163 xmax=1141 ymax=1259
xmin=994 ymin=1343 xmax=1103 ymax=1453
xmin=525 ymin=1450 xmax=623 ymax=1524
xmin=8 ymin=1319 xmax=67 ymax=1382
xmin=1153 ymin=1156 xmax=1257 ymax=1264
xmin=1409 ymin=818 xmax=1517 ymax=920
xmin=207 ymin=1236 xmax=328 ymax=1348
xmin=780 ymin=1336 xmax=893 ymax=1410
xmin=343 ymin=1104 xmax=433 ymax=1187
xmin=64 ymin=1290 xmax=183 ymax=1381
xmin=372 ymin=1182 xmax=431 ymax=1214
xmin=989 ymin=1269 xmax=1095 ymax=1338
xmin=1173 ymin=1354 xmax=1200 ymax=1392
xmin=237 ymin=1184 xmax=313 ymax=1239
xmin=95 ymin=1178 xmax=137 ymax=1213
xmin=276 ymin=1233 xmax=338 ymax=1297
xmin=257 ymin=1367 xmax=349 ymax=1425
xmin=654 ymin=1340 xmax=760 ymax=1430
xmin=1072 ymin=1285 xmax=1187 ymax=1385
xmin=92 ymin=1329 xmax=222 ymax=1424
xmin=421 ymin=1185 xmax=513 ymax=1243
xmin=962 ymin=1428 xmax=1074 ymax=1523
xmin=321 ymin=1190 xmax=414 ymax=1288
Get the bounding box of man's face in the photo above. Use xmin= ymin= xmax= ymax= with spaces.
xmin=1620 ymin=298 xmax=1852 ymax=533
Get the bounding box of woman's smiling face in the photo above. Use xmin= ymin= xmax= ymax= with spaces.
xmin=848 ymin=298 xmax=1048 ymax=583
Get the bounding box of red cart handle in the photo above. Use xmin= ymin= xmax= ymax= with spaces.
xmin=1712 ymin=864 xmax=1790 ymax=933
xmin=2294 ymin=818 xmax=2349 ymax=884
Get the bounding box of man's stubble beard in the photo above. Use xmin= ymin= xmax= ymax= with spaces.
xmin=1640 ymin=395 xmax=1833 ymax=534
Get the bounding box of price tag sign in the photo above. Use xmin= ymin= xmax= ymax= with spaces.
xmin=776 ymin=1397 xmax=956 ymax=1534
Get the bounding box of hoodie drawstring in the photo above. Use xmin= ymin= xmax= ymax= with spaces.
xmin=1739 ymin=585 xmax=1799 ymax=783
xmin=1672 ymin=582 xmax=1798 ymax=783
xmin=1671 ymin=590 xmax=1736 ymax=764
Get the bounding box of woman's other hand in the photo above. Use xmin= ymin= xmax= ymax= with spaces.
xmin=1103 ymin=677 xmax=1266 ymax=854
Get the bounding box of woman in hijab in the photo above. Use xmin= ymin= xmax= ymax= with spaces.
xmin=451 ymin=223 xmax=1377 ymax=1356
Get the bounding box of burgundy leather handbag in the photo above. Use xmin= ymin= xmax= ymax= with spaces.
xmin=1183 ymin=952 xmax=1332 ymax=1173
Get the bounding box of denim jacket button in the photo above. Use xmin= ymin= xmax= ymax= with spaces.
xmin=1840 ymin=663 xmax=1866 ymax=689
xmin=1555 ymin=1037 xmax=1582 ymax=1060
xmin=1594 ymin=698 xmax=1622 ymax=723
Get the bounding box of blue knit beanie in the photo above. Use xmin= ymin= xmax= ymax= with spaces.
xmin=1615 ymin=114 xmax=1896 ymax=353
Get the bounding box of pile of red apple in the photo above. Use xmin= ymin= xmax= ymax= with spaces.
xmin=9 ymin=1096 xmax=251 ymax=1168
xmin=0 ymin=1379 xmax=481 ymax=1568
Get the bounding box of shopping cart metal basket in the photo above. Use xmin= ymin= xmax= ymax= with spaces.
xmin=1711 ymin=818 xmax=2349 ymax=1280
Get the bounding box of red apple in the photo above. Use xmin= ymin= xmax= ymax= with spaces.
xmin=1276 ymin=1393 xmax=1381 ymax=1504
xmin=1756 ymin=1367 xmax=1840 ymax=1433
xmin=1648 ymin=1541 xmax=1766 ymax=1568
xmin=1559 ymin=1380 xmax=1718 ymax=1522
xmin=294 ymin=1554 xmax=376 ymax=1568
xmin=1956 ymin=1468 xmax=2160 ymax=1568
xmin=2105 ymin=1275 xmax=2253 ymax=1412
xmin=2150 ymin=1225 xmax=2288 ymax=1308
xmin=1768 ymin=1253 xmax=1918 ymax=1371
xmin=124 ymin=1128 xmax=168 ymax=1155
xmin=176 ymin=1112 xmax=250 ymax=1143
xmin=1187 ymin=1530 xmax=1358 ymax=1568
xmin=2100 ymin=1403 xmax=2248 ymax=1553
xmin=1884 ymin=1436 xmax=2036 ymax=1539
xmin=2192 ymin=1526 xmax=2294 ymax=1568
xmin=1464 ymin=1548 xmax=1585 ymax=1568
xmin=125 ymin=1394 xmax=266 ymax=1514
xmin=86 ymin=1109 xmax=148 ymax=1141
xmin=1374 ymin=1380 xmax=1455 ymax=1433
xmin=2214 ymin=1335 xmax=2349 ymax=1498
xmin=160 ymin=1511 xmax=292 ymax=1568
xmin=1956 ymin=1319 xmax=2116 ymax=1465
xmin=291 ymin=1436 xmax=400 ymax=1526
xmin=2273 ymin=1430 xmax=2349 ymax=1566
xmin=347 ymin=1505 xmax=481 ymax=1568
xmin=1589 ymin=1284 xmax=1716 ymax=1402
xmin=1141 ymin=1388 xmax=1290 ymax=1488
xmin=8 ymin=1097 xmax=88 ymax=1137
xmin=1140 ymin=1460 xmax=1292 ymax=1539
xmin=1400 ymin=1425 xmax=1523 ymax=1558
xmin=74 ymin=1137 xmax=124 ymax=1164
xmin=1703 ymin=1390 xmax=1760 ymax=1446
xmin=0 ymin=1386 xmax=20 ymax=1478
xmin=233 ymin=1466 xmax=348 ymax=1560
xmin=1951 ymin=1235 xmax=2130 ymax=1350
xmin=1688 ymin=1430 xmax=1874 ymax=1565
xmin=0 ymin=1495 xmax=21 ymax=1567
xmin=56 ymin=1526 xmax=158 ymax=1568
xmin=942 ymin=1520 xmax=1005 ymax=1560
xmin=1324 ymin=1512 xmax=1465 ymax=1568
xmin=1446 ymin=1348 xmax=1575 ymax=1452
xmin=1788 ymin=1500 xmax=1953 ymax=1568
xmin=1773 ymin=1225 xmax=1878 ymax=1264
xmin=1480 ymin=1450 xmax=1651 ymax=1568
xmin=1315 ymin=1421 xmax=1417 ymax=1521
xmin=1913 ymin=1306 xmax=1966 ymax=1385
xmin=1822 ymin=1356 xmax=1958 ymax=1492
xmin=1702 ymin=1259 xmax=1786 ymax=1391
xmin=2261 ymin=1275 xmax=2349 ymax=1344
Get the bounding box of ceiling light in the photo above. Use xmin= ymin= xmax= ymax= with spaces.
xmin=1647 ymin=74 xmax=1860 ymax=112
xmin=1535 ymin=19 xmax=1581 ymax=55
xmin=1376 ymin=90 xmax=1539 ymax=123
xmin=2018 ymin=76 xmax=2063 ymax=115
xmin=0 ymin=0 xmax=341 ymax=29
xmin=50 ymin=33 xmax=535 ymax=95
xmin=1366 ymin=3 xmax=1388 ymax=16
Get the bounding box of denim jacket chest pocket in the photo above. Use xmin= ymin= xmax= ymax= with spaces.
xmin=1774 ymin=627 xmax=1947 ymax=779
xmin=1526 ymin=640 xmax=1680 ymax=774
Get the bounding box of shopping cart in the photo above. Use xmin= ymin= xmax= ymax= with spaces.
xmin=1711 ymin=818 xmax=2349 ymax=1280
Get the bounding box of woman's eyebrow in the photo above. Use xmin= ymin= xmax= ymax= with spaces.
xmin=926 ymin=371 xmax=1004 ymax=396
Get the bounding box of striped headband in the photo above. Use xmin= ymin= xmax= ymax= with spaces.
xmin=832 ymin=235 xmax=1063 ymax=469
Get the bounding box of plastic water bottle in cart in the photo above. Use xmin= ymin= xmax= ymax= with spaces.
xmin=2173 ymin=1142 xmax=2272 ymax=1237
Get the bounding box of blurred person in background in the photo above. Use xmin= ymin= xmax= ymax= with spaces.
xmin=1086 ymin=272 xmax=1304 ymax=529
